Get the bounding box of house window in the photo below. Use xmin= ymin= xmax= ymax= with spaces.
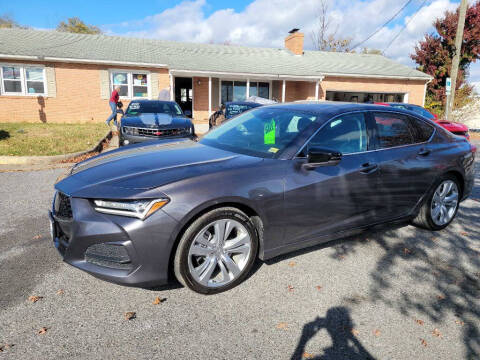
xmin=221 ymin=80 xmax=270 ymax=104
xmin=111 ymin=70 xmax=150 ymax=99
xmin=1 ymin=65 xmax=46 ymax=96
xmin=249 ymin=82 xmax=269 ymax=98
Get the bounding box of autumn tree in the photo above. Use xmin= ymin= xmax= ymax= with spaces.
xmin=57 ymin=17 xmax=102 ymax=34
xmin=310 ymin=0 xmax=352 ymax=52
xmin=411 ymin=1 xmax=480 ymax=107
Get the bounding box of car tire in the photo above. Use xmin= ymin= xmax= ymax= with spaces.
xmin=174 ymin=207 xmax=258 ymax=294
xmin=412 ymin=174 xmax=461 ymax=231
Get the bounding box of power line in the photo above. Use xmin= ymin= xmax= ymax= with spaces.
xmin=351 ymin=0 xmax=414 ymax=51
xmin=382 ymin=0 xmax=428 ymax=54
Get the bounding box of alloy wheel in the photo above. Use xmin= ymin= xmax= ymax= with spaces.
xmin=187 ymin=219 xmax=252 ymax=288
xmin=430 ymin=180 xmax=459 ymax=226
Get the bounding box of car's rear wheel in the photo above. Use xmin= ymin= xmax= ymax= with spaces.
xmin=412 ymin=175 xmax=460 ymax=230
xmin=173 ymin=207 xmax=258 ymax=294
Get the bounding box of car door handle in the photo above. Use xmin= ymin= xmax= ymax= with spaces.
xmin=417 ymin=148 xmax=431 ymax=156
xmin=360 ymin=162 xmax=378 ymax=174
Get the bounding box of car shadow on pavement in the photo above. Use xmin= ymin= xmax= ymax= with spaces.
xmin=290 ymin=307 xmax=375 ymax=360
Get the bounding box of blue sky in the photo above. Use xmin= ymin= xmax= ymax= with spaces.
xmin=2 ymin=0 xmax=479 ymax=85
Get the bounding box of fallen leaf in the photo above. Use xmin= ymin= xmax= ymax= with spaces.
xmin=403 ymin=247 xmax=411 ymax=255
xmin=431 ymin=237 xmax=439 ymax=242
xmin=124 ymin=312 xmax=136 ymax=320
xmin=460 ymin=231 xmax=468 ymax=236
xmin=432 ymin=328 xmax=441 ymax=337
xmin=276 ymin=322 xmax=288 ymax=330
xmin=437 ymin=294 xmax=445 ymax=300
xmin=338 ymin=255 xmax=345 ymax=260
xmin=152 ymin=296 xmax=166 ymax=305
xmin=421 ymin=338 xmax=427 ymax=347
xmin=288 ymin=261 xmax=296 ymax=267
xmin=351 ymin=328 xmax=360 ymax=336
xmin=4 ymin=344 xmax=12 ymax=350
xmin=56 ymin=289 xmax=64 ymax=295
xmin=287 ymin=285 xmax=294 ymax=292
xmin=38 ymin=327 xmax=48 ymax=335
xmin=303 ymin=352 xmax=314 ymax=359
xmin=373 ymin=329 xmax=381 ymax=337
xmin=315 ymin=285 xmax=322 ymax=291
xmin=28 ymin=295 xmax=43 ymax=303
xmin=32 ymin=235 xmax=42 ymax=240
xmin=415 ymin=319 xmax=425 ymax=326
xmin=455 ymin=320 xmax=465 ymax=326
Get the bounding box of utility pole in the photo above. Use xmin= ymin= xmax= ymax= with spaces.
xmin=445 ymin=0 xmax=468 ymax=120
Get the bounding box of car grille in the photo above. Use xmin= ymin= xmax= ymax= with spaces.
xmin=123 ymin=126 xmax=189 ymax=138
xmin=85 ymin=243 xmax=132 ymax=270
xmin=54 ymin=192 xmax=72 ymax=219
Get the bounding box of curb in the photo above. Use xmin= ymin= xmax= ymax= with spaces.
xmin=0 ymin=130 xmax=112 ymax=165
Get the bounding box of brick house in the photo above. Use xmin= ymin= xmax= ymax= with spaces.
xmin=0 ymin=28 xmax=431 ymax=132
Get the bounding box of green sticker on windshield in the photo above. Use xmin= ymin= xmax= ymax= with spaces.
xmin=264 ymin=119 xmax=276 ymax=145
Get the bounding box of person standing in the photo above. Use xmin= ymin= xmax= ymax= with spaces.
xmin=106 ymin=85 xmax=121 ymax=126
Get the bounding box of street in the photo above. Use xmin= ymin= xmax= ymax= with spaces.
xmin=0 ymin=155 xmax=479 ymax=360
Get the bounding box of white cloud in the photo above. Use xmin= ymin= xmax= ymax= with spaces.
xmin=105 ymin=0 xmax=459 ymax=68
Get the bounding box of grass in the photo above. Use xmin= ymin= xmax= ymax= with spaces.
xmin=0 ymin=123 xmax=108 ymax=156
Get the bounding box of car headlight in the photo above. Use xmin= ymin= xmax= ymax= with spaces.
xmin=123 ymin=126 xmax=138 ymax=136
xmin=93 ymin=198 xmax=169 ymax=219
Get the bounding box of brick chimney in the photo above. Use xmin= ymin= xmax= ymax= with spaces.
xmin=285 ymin=28 xmax=304 ymax=55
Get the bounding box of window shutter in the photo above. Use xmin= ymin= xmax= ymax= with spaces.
xmin=45 ymin=66 xmax=56 ymax=98
xmin=150 ymin=72 xmax=159 ymax=99
xmin=99 ymin=70 xmax=110 ymax=99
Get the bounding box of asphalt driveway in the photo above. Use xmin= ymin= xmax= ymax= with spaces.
xmin=0 ymin=153 xmax=479 ymax=359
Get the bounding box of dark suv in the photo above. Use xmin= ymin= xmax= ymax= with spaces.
xmin=119 ymin=100 xmax=195 ymax=146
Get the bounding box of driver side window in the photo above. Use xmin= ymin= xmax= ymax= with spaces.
xmin=307 ymin=113 xmax=368 ymax=154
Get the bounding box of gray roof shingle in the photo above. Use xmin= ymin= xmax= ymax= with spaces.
xmin=0 ymin=28 xmax=430 ymax=80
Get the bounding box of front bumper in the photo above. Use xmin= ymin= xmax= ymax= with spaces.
xmin=49 ymin=195 xmax=179 ymax=287
xmin=121 ymin=133 xmax=194 ymax=146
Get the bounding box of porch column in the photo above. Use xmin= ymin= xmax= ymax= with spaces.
xmin=208 ymin=76 xmax=212 ymax=116
xmin=282 ymin=80 xmax=286 ymax=102
xmin=169 ymin=73 xmax=174 ymax=101
xmin=246 ymin=78 xmax=250 ymax=99
xmin=315 ymin=80 xmax=319 ymax=100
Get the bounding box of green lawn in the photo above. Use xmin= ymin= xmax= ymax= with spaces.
xmin=0 ymin=123 xmax=108 ymax=156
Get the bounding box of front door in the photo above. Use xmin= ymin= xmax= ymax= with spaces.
xmin=174 ymin=77 xmax=193 ymax=116
xmin=283 ymin=112 xmax=381 ymax=245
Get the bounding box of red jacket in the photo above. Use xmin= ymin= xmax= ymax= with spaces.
xmin=110 ymin=89 xmax=119 ymax=103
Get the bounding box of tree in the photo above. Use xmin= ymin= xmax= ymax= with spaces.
xmin=56 ymin=17 xmax=102 ymax=34
xmin=310 ymin=0 xmax=352 ymax=52
xmin=411 ymin=1 xmax=480 ymax=107
xmin=0 ymin=14 xmax=27 ymax=29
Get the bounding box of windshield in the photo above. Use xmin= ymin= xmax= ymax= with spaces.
xmin=126 ymin=102 xmax=183 ymax=116
xmin=225 ymin=103 xmax=258 ymax=118
xmin=200 ymin=107 xmax=318 ymax=158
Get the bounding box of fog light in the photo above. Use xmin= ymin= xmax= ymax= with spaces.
xmin=123 ymin=140 xmax=130 ymax=145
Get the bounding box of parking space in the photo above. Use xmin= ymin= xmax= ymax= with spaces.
xmin=0 ymin=153 xmax=479 ymax=359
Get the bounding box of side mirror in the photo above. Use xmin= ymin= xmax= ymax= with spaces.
xmin=303 ymin=147 xmax=342 ymax=169
xmin=184 ymin=110 xmax=192 ymax=117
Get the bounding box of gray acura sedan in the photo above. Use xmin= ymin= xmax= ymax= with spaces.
xmin=50 ymin=102 xmax=475 ymax=294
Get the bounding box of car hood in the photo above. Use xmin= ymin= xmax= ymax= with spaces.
xmin=436 ymin=120 xmax=469 ymax=132
xmin=121 ymin=113 xmax=190 ymax=128
xmin=55 ymin=141 xmax=260 ymax=199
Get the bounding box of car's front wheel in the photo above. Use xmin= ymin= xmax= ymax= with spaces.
xmin=412 ymin=175 xmax=461 ymax=230
xmin=174 ymin=207 xmax=258 ymax=294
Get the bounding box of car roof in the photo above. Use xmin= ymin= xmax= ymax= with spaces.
xmin=128 ymin=100 xmax=177 ymax=105
xmin=225 ymin=101 xmax=262 ymax=107
xmin=261 ymin=101 xmax=422 ymax=119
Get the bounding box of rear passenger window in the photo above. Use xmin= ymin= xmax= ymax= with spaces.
xmin=308 ymin=113 xmax=368 ymax=154
xmin=408 ymin=117 xmax=434 ymax=143
xmin=373 ymin=112 xmax=414 ymax=149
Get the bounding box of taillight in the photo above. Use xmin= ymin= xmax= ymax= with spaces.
xmin=471 ymin=143 xmax=477 ymax=154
